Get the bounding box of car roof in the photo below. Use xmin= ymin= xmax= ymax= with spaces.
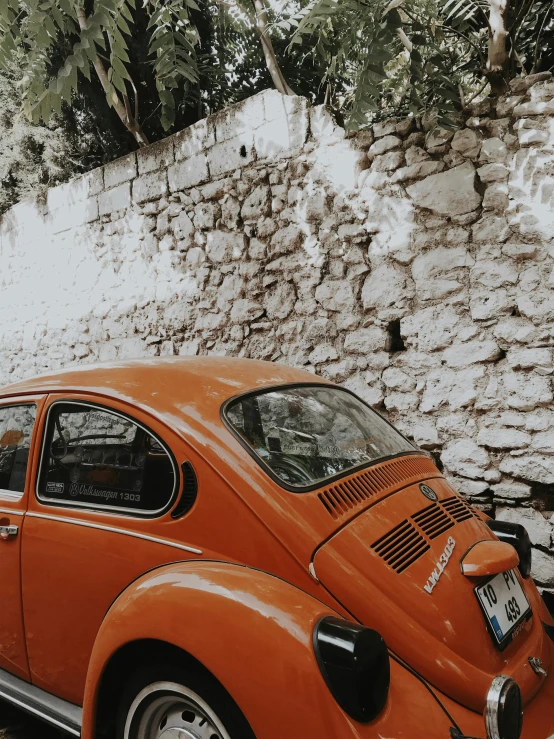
xmin=0 ymin=357 xmax=328 ymax=420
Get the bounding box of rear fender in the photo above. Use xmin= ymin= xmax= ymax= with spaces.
xmin=82 ymin=561 xmax=467 ymax=739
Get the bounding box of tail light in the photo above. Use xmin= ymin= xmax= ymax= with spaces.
xmin=313 ymin=616 xmax=390 ymax=723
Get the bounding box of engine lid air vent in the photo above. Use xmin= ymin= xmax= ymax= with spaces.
xmin=372 ymin=519 xmax=430 ymax=574
xmin=371 ymin=495 xmax=482 ymax=574
xmin=318 ymin=455 xmax=438 ymax=520
xmin=413 ymin=503 xmax=454 ymax=540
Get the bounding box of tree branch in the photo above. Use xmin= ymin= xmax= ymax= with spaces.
xmin=486 ymin=0 xmax=510 ymax=93
xmin=250 ymin=0 xmax=295 ymax=95
xmin=76 ymin=6 xmax=149 ymax=146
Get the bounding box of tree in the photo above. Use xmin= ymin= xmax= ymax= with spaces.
xmin=284 ymin=0 xmax=554 ymax=128
xmin=0 ymin=68 xmax=83 ymax=215
xmin=0 ymin=0 xmax=209 ymax=146
xmin=0 ymin=0 xmax=303 ymax=148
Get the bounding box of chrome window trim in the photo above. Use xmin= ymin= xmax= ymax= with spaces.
xmin=0 ymin=490 xmax=23 ymax=501
xmin=36 ymin=399 xmax=179 ymax=518
xmin=26 ymin=512 xmax=202 ymax=554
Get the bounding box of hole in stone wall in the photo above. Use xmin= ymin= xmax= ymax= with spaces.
xmin=387 ymin=320 xmax=406 ymax=353
xmin=511 ymin=307 xmax=521 ymax=317
xmin=239 ymin=145 xmax=247 ymax=158
xmin=430 ymin=452 xmax=443 ymax=472
xmin=529 ymin=482 xmax=554 ymax=512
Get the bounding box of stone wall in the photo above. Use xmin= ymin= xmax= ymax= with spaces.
xmin=1 ymin=79 xmax=554 ymax=585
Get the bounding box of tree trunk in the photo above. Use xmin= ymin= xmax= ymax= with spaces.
xmin=76 ymin=8 xmax=150 ymax=147
xmin=251 ymin=0 xmax=295 ymax=96
xmin=486 ymin=0 xmax=510 ymax=94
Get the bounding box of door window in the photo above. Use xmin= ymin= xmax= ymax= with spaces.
xmin=0 ymin=404 xmax=37 ymax=495
xmin=37 ymin=403 xmax=176 ymax=515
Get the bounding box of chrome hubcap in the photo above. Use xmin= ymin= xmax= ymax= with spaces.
xmin=124 ymin=681 xmax=231 ymax=739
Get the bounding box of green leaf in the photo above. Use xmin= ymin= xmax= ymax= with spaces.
xmin=116 ymin=12 xmax=131 ymax=35
xmin=111 ymin=68 xmax=128 ymax=94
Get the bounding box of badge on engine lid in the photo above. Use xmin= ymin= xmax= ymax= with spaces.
xmin=419 ymin=483 xmax=438 ymax=501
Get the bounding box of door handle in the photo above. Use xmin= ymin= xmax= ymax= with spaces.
xmin=0 ymin=525 xmax=18 ymax=539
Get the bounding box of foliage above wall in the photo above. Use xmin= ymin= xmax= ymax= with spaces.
xmin=0 ymin=0 xmax=553 ymax=159
xmin=285 ymin=0 xmax=554 ymax=127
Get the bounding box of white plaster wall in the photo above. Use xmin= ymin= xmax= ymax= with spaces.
xmin=1 ymin=81 xmax=554 ymax=582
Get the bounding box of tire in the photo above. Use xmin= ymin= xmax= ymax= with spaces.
xmin=115 ymin=661 xmax=256 ymax=739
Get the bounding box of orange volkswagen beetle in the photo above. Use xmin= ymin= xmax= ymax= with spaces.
xmin=0 ymin=357 xmax=552 ymax=739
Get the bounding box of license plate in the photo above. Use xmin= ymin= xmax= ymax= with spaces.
xmin=475 ymin=570 xmax=532 ymax=651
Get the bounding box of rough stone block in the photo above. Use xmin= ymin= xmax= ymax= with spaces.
xmin=479 ymin=137 xmax=508 ymax=163
xmin=373 ymin=120 xmax=397 ymax=138
xmin=264 ymin=282 xmax=297 ymax=320
xmin=138 ymin=138 xmax=175 ymax=174
xmin=343 ymin=326 xmax=388 ymax=354
xmin=406 ymin=163 xmax=481 ymax=216
xmin=477 ymin=428 xmax=531 ymax=449
xmin=314 ymin=279 xmax=356 ymax=313
xmin=514 ymin=99 xmax=554 ymax=117
xmin=133 ymin=171 xmax=168 ymax=203
xmin=368 ymin=135 xmax=402 ymax=157
xmin=491 ymin=481 xmax=532 ymax=499
xmin=310 ymin=105 xmax=346 ymax=144
xmin=412 ymin=246 xmax=473 ymax=301
xmin=213 ymin=92 xmax=266 ymax=142
xmin=207 ymin=134 xmax=255 ymax=178
xmin=518 ymin=127 xmax=549 ymax=146
xmin=441 ymin=438 xmax=490 ymax=479
xmin=477 ymin=163 xmax=510 ymax=182
xmin=206 ymin=231 xmax=246 ymax=263
xmin=390 ymin=160 xmax=445 ymax=183
xmin=362 ymin=263 xmax=414 ymax=311
xmin=451 ymin=129 xmax=482 ymax=158
xmin=371 ymin=151 xmax=404 ymax=172
xmin=442 ymin=340 xmax=501 ymax=368
xmin=168 ymin=154 xmax=209 ymax=191
xmin=174 ymin=119 xmax=215 ymax=161
xmin=104 ymin=152 xmax=137 ymax=189
xmin=507 ymin=347 xmax=553 ymax=373
xmin=98 ymin=183 xmax=131 ymax=215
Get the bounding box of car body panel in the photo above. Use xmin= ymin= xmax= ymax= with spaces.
xmin=0 ymin=394 xmax=46 ymax=680
xmin=22 ymin=390 xmax=313 ymax=704
xmin=81 ymin=561 xmax=466 ymax=739
xmin=0 ymin=358 xmax=550 ymax=738
xmin=312 ymin=477 xmax=551 ymax=712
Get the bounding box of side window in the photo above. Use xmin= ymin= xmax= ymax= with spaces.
xmin=37 ymin=403 xmax=176 ymax=515
xmin=0 ymin=404 xmax=37 ymax=494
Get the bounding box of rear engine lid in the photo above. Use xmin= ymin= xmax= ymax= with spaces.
xmin=313 ymin=476 xmax=551 ymax=712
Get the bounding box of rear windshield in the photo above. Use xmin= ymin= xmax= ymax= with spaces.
xmin=224 ymin=385 xmax=414 ymax=489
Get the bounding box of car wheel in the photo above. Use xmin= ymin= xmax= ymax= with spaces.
xmin=116 ymin=663 xmax=256 ymax=739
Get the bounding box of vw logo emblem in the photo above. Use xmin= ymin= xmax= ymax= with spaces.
xmin=420 ymin=484 xmax=438 ymax=501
